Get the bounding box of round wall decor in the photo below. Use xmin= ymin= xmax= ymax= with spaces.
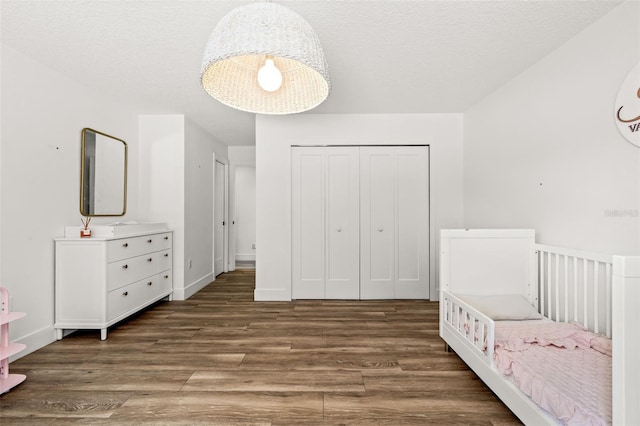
xmin=615 ymin=62 xmax=640 ymax=148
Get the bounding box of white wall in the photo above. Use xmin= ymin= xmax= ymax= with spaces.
xmin=464 ymin=1 xmax=640 ymax=256
xmin=255 ymin=113 xmax=464 ymax=301
xmin=1 ymin=45 xmax=140 ymax=353
xmin=138 ymin=115 xmax=228 ymax=300
xmin=234 ymin=166 xmax=256 ymax=261
xmin=185 ymin=119 xmax=228 ymax=290
xmin=229 ymin=146 xmax=256 ymax=164
xmin=138 ymin=115 xmax=185 ymax=294
xmin=1 ymin=45 xmax=228 ymax=356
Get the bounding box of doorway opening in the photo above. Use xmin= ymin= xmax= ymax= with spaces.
xmin=233 ymin=165 xmax=256 ymax=269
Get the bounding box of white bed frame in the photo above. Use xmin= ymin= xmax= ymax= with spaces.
xmin=439 ymin=229 xmax=639 ymax=425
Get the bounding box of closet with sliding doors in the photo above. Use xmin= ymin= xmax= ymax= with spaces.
xmin=291 ymin=145 xmax=429 ymax=300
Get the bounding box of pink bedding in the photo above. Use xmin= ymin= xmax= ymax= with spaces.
xmin=494 ymin=321 xmax=611 ymax=425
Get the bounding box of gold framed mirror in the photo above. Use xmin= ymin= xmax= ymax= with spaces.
xmin=80 ymin=128 xmax=127 ymax=216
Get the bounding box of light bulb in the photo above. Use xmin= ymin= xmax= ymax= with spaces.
xmin=258 ymin=58 xmax=282 ymax=92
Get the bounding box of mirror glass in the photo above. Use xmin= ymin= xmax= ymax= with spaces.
xmin=80 ymin=128 xmax=127 ymax=216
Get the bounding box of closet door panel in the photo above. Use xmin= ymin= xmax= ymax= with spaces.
xmin=292 ymin=148 xmax=325 ymax=299
xmin=360 ymin=148 xmax=395 ymax=299
xmin=397 ymin=154 xmax=421 ymax=278
xmin=325 ymin=148 xmax=360 ymax=299
xmin=395 ymin=148 xmax=429 ymax=299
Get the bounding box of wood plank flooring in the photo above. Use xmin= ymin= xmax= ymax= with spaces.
xmin=1 ymin=270 xmax=521 ymax=425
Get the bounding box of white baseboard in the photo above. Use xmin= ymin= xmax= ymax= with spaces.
xmin=174 ymin=272 xmax=214 ymax=300
xmin=254 ymin=287 xmax=290 ymax=301
xmin=235 ymin=253 xmax=256 ymax=261
xmin=13 ymin=325 xmax=56 ymax=361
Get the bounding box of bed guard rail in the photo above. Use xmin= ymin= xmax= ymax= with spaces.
xmin=535 ymin=244 xmax=613 ymax=337
xmin=441 ymin=290 xmax=496 ymax=367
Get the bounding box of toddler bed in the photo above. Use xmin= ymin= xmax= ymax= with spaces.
xmin=439 ymin=229 xmax=639 ymax=425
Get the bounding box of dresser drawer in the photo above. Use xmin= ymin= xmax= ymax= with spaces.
xmin=107 ymin=273 xmax=171 ymax=321
xmin=107 ymin=232 xmax=172 ymax=262
xmin=158 ymin=249 xmax=172 ymax=272
xmin=139 ymin=273 xmax=171 ymax=298
xmin=157 ymin=270 xmax=173 ymax=294
xmin=156 ymin=233 xmax=172 ymax=250
xmin=107 ymin=252 xmax=161 ymax=291
xmin=107 ymin=280 xmax=148 ymax=321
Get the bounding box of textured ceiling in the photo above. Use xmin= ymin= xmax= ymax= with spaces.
xmin=1 ymin=0 xmax=623 ymax=146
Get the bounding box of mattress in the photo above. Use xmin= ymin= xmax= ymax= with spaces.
xmin=493 ymin=320 xmax=611 ymax=425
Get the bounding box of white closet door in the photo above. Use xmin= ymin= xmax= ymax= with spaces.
xmin=292 ymin=148 xmax=325 ymax=299
xmin=395 ymin=148 xmax=429 ymax=298
xmin=325 ymin=148 xmax=360 ymax=299
xmin=360 ymin=146 xmax=429 ymax=299
xmin=292 ymin=147 xmax=360 ymax=299
xmin=360 ymin=148 xmax=396 ymax=299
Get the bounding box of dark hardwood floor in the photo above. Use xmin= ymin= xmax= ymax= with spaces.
xmin=1 ymin=270 xmax=520 ymax=425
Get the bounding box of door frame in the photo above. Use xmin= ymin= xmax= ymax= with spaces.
xmin=228 ymin=160 xmax=257 ymax=272
xmin=213 ymin=155 xmax=229 ymax=277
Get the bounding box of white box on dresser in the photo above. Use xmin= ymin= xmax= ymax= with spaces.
xmin=55 ymin=224 xmax=173 ymax=340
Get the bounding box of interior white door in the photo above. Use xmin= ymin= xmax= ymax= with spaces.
xmin=359 ymin=148 xmax=395 ymax=298
xmin=360 ymin=146 xmax=429 ymax=299
xmin=291 ymin=147 xmax=360 ymax=299
xmin=292 ymin=148 xmax=325 ymax=299
xmin=395 ymin=147 xmax=429 ymax=298
xmin=214 ymin=160 xmax=225 ymax=276
xmin=325 ymin=148 xmax=360 ymax=299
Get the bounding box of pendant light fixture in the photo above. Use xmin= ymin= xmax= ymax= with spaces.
xmin=200 ymin=2 xmax=331 ymax=115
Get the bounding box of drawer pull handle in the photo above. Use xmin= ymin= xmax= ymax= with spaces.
xmin=164 ymin=253 xmax=169 ymax=257
xmin=122 ymin=243 xmax=128 ymax=248
xmin=164 ymin=236 xmax=168 ymax=240
xmin=147 ymin=258 xmax=153 ymax=262
xmin=122 ymin=264 xmax=128 ymax=269
xmin=122 ymin=291 xmax=129 ymax=296
xmin=147 ymin=239 xmax=153 ymax=243
xmin=147 ymin=281 xmax=153 ymax=286
xmin=164 ymin=275 xmax=169 ymax=279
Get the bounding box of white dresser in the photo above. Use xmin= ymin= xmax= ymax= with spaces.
xmin=55 ymin=224 xmax=173 ymax=340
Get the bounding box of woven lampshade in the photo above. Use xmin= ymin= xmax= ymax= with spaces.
xmin=200 ymin=2 xmax=331 ymax=115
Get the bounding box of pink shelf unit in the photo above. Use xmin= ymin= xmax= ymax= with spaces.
xmin=1 ymin=286 xmax=26 ymax=394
